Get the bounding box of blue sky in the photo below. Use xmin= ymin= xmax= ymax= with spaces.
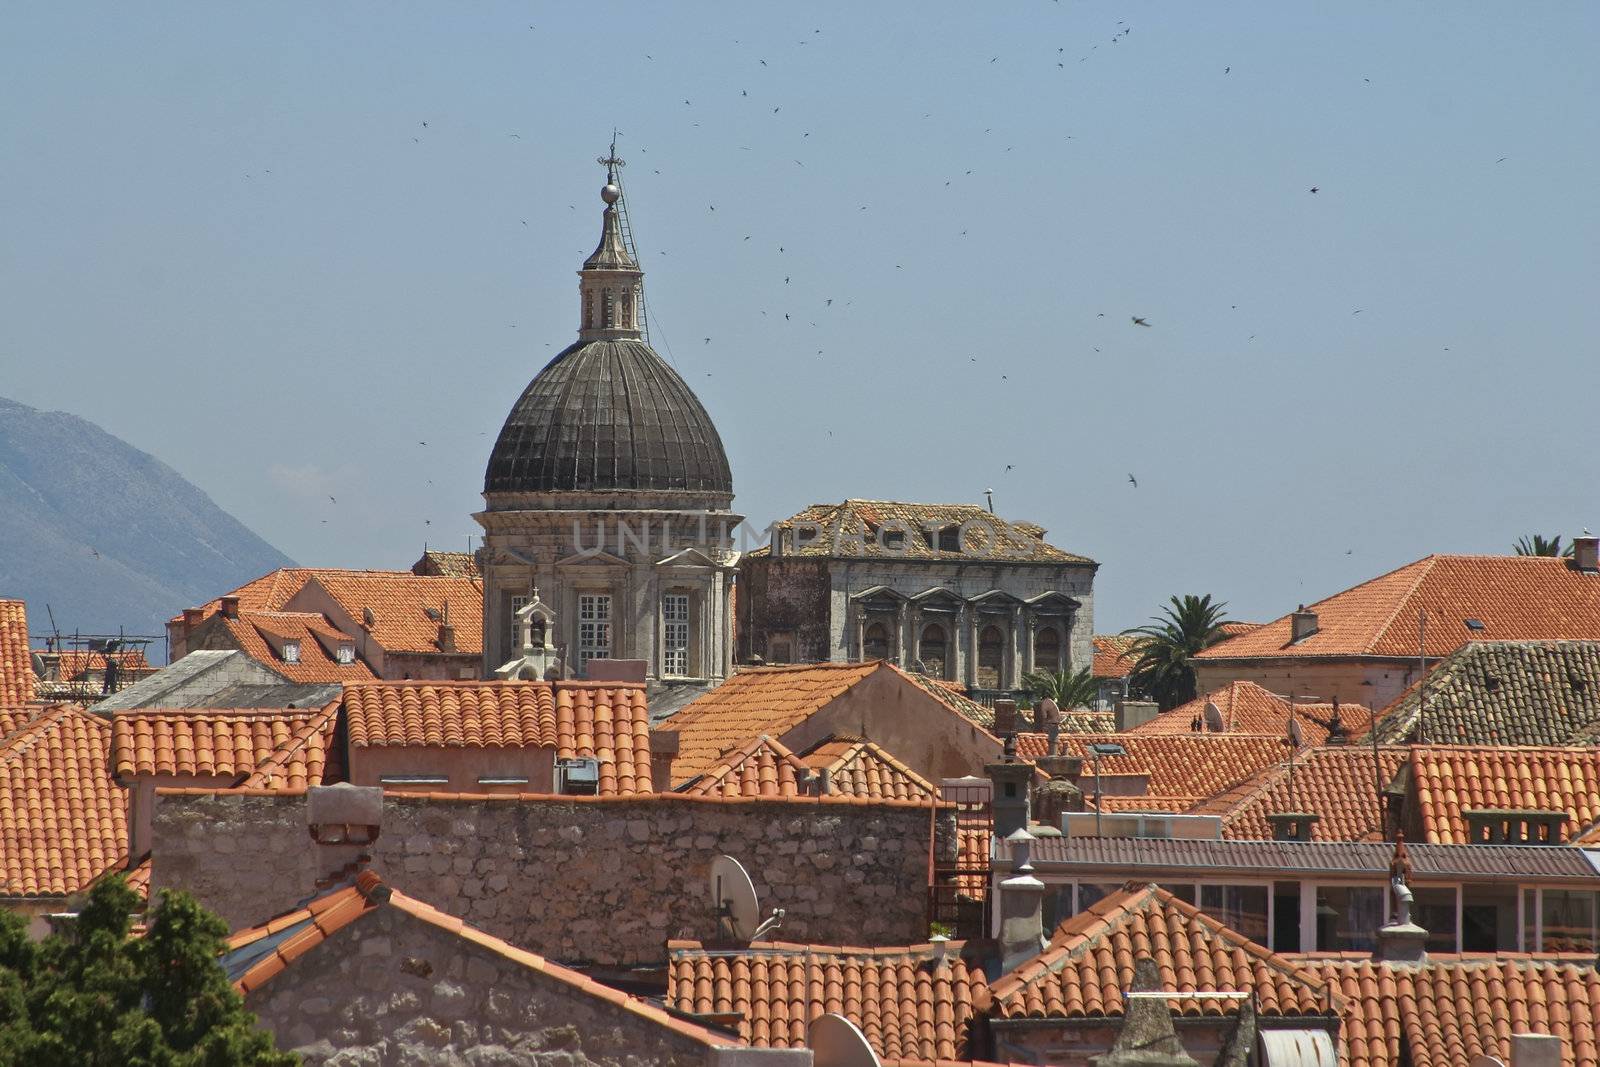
xmin=3 ymin=3 xmax=1598 ymax=631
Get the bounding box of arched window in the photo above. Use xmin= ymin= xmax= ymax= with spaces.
xmin=1035 ymin=627 xmax=1062 ymax=672
xmin=603 ymin=289 xmax=616 ymax=328
xmin=978 ymin=625 xmax=1004 ymax=688
xmin=920 ymin=623 xmax=948 ymax=678
xmin=864 ymin=621 xmax=889 ymax=661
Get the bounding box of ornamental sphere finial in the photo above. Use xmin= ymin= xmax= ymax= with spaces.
xmin=601 ymin=183 xmax=621 ymax=204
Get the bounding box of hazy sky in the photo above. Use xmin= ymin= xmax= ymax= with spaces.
xmin=3 ymin=3 xmax=1598 ymax=631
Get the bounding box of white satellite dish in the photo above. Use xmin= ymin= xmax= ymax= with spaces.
xmin=710 ymin=855 xmax=785 ymax=942
xmin=810 ymin=1013 xmax=883 ymax=1067
xmin=1287 ymin=716 xmax=1304 ymax=748
xmin=1203 ymin=700 xmax=1226 ymax=733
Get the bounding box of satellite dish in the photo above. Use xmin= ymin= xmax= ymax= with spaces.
xmin=810 ymin=1013 xmax=883 ymax=1067
xmin=1468 ymin=1058 xmax=1507 ymax=1067
xmin=1287 ymin=717 xmax=1304 ymax=748
xmin=1203 ymin=701 xmax=1225 ymax=733
xmin=710 ymin=855 xmax=769 ymax=941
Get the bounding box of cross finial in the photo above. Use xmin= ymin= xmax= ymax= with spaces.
xmin=597 ymin=129 xmax=625 ymax=182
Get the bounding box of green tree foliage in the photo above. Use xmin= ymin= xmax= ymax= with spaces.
xmin=1021 ymin=666 xmax=1100 ymax=710
xmin=1122 ymin=594 xmax=1233 ymax=710
xmin=0 ymin=876 xmax=297 ymax=1066
xmin=1514 ymin=534 xmax=1574 ymax=557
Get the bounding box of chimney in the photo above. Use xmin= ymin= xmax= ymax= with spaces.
xmin=219 ymin=595 xmax=240 ymax=620
xmin=1267 ymin=812 xmax=1320 ymax=842
xmin=182 ymin=607 xmax=203 ymax=631
xmin=997 ymin=829 xmax=1046 ymax=972
xmin=1376 ymin=835 xmax=1427 ymax=964
xmin=992 ymin=698 xmax=1018 ymax=737
xmin=1031 ymin=701 xmax=1045 ymax=732
xmin=1511 ymin=1034 xmax=1565 ymax=1067
xmin=437 ymin=622 xmax=457 ymax=653
xmin=1575 ymin=536 xmax=1600 ymax=574
xmin=649 ymin=730 xmax=680 ymax=792
xmin=306 ymin=783 xmax=382 ymax=887
xmin=1290 ymin=604 xmax=1319 ymax=643
xmin=986 ymin=756 xmax=1035 ymax=839
xmin=1114 ymin=700 xmax=1159 ymax=731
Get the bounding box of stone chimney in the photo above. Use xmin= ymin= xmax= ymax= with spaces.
xmin=1290 ymin=605 xmax=1319 ymax=643
xmin=307 ymin=783 xmax=382 ymax=887
xmin=219 ymin=595 xmax=240 ymax=620
xmin=1511 ymin=1034 xmax=1566 ymax=1067
xmin=1376 ymin=835 xmax=1427 ymax=964
xmin=1267 ymin=812 xmax=1319 ymax=842
xmin=182 ymin=607 xmax=204 ymax=631
xmin=437 ymin=622 xmax=457 ymax=653
xmin=1114 ymin=700 xmax=1159 ymax=732
xmin=650 ymin=730 xmax=680 ymax=792
xmin=986 ymin=755 xmax=1035 ymax=839
xmin=992 ymin=698 xmax=1018 ymax=737
xmin=997 ymin=829 xmax=1047 ymax=973
xmin=1575 ymin=536 xmax=1600 ymax=574
xmin=1090 ymin=957 xmax=1202 ymax=1067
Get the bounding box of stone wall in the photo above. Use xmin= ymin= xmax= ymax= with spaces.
xmin=154 ymin=790 xmax=952 ymax=966
xmin=248 ymin=900 xmax=731 ymax=1067
xmin=1192 ymin=658 xmax=1426 ymax=715
xmin=737 ymin=556 xmax=832 ymax=664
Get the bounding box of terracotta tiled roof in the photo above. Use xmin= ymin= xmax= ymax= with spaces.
xmin=667 ymin=662 xmax=887 ymax=782
xmin=1092 ymin=635 xmax=1137 ymax=679
xmin=0 ymin=601 xmax=35 ymax=706
xmin=1370 ymin=640 xmax=1600 ymax=745
xmin=302 ymin=572 xmax=483 ymax=656
xmin=226 ymin=872 xmax=734 ymax=1048
xmin=1129 ymin=681 xmax=1340 ymax=744
xmin=209 ymin=611 xmax=375 ymax=684
xmin=411 ymin=549 xmax=482 ymax=579
xmin=757 ymin=500 xmax=1094 ymax=564
xmin=110 ymin=704 xmax=340 ymax=787
xmin=682 ymin=735 xmax=808 ymax=798
xmin=1215 ymin=621 xmax=1264 ymax=639
xmin=988 ymin=883 xmax=1339 ymax=1020
xmin=667 ymin=938 xmax=988 ymax=1060
xmin=1298 ymin=955 xmax=1600 ymax=1067
xmin=122 ymin=855 xmax=152 ymax=903
xmin=1093 ymin=795 xmax=1201 ymax=813
xmin=1196 ymin=555 xmax=1600 ymax=662
xmin=1187 ymin=745 xmax=1410 ymax=841
xmin=1 ymin=704 xmax=126 ymax=898
xmin=343 ymin=680 xmax=651 ymax=795
xmin=903 ymin=672 xmax=997 ymax=730
xmin=178 ymin=567 xmax=407 ymax=624
xmin=800 ymin=737 xmax=940 ymax=801
xmin=1408 ymin=745 xmax=1600 ymax=844
xmin=1013 ymin=734 xmax=1291 ymax=799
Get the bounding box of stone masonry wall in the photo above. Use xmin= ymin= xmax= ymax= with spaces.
xmin=249 ymin=902 xmax=723 ymax=1067
xmin=155 ymin=791 xmax=953 ymax=966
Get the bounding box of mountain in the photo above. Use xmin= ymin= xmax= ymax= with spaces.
xmin=0 ymin=396 xmax=295 ymax=653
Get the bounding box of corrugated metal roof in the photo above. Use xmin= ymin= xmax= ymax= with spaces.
xmin=1009 ymin=836 xmax=1600 ymax=881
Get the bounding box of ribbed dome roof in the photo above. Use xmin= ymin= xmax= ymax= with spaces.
xmin=484 ymin=338 xmax=733 ymax=496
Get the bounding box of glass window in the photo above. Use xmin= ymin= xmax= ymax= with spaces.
xmin=1272 ymin=882 xmax=1302 ymax=952
xmin=663 ymin=593 xmax=690 ymax=676
xmin=1415 ymin=886 xmax=1458 ymax=953
xmin=281 ymin=641 xmax=300 ymax=664
xmin=1524 ymin=888 xmax=1538 ymax=952
xmin=578 ymin=594 xmax=611 ymax=672
xmin=1044 ymin=885 xmax=1074 ymax=931
xmin=978 ymin=625 xmax=1004 ymax=688
xmin=864 ymin=621 xmax=889 ymax=660
xmin=1315 ymin=885 xmax=1385 ymax=952
xmin=335 ymin=644 xmax=354 ymax=665
xmin=920 ymin=623 xmax=947 ymax=678
xmin=1076 ymin=882 xmax=1121 ymax=914
xmin=1541 ymin=890 xmax=1598 ymax=952
xmin=1462 ymin=883 xmax=1518 ymax=952
xmin=1200 ymin=884 xmax=1269 ymax=945
xmin=509 ymin=594 xmax=529 ymax=652
xmin=1161 ymin=883 xmax=1197 ymax=906
xmin=1035 ymin=627 xmax=1062 ymax=673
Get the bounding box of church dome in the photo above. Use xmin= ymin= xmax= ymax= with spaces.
xmin=484 ymin=337 xmax=733 ymax=495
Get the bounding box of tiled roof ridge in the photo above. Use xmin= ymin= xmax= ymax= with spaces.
xmin=667 ymin=936 xmax=970 ymax=959
xmin=0 ymin=704 xmax=95 ymax=766
xmin=735 ymin=660 xmax=892 ymax=676
xmin=114 ymin=705 xmax=327 ymax=721
xmin=832 ymin=739 xmax=940 ymax=795
xmin=237 ymin=701 xmax=342 ymax=789
xmin=157 ymin=784 xmax=952 ymax=810
xmin=342 ymin=678 xmax=645 ymax=692
xmin=686 ymin=734 xmax=811 ymax=795
xmin=1365 ymin=554 xmax=1442 ymax=657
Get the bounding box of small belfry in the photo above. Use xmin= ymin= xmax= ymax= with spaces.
xmin=476 ymin=145 xmax=741 ymax=691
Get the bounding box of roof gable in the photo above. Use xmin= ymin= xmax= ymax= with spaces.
xmin=987 ymin=883 xmax=1338 ymax=1020
xmin=212 ymin=611 xmax=375 ymax=684
xmin=111 ymin=704 xmax=340 ymax=787
xmin=681 ymin=734 xmax=809 ymax=798
xmin=295 ymin=573 xmax=483 ymax=656
xmin=800 ymin=737 xmax=939 ymax=801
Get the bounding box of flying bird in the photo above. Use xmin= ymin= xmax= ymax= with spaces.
xmin=1131 ymin=316 xmax=1151 ymax=327
xmin=1127 ymin=474 xmax=1138 ymax=488
xmin=1309 ymin=186 xmax=1319 ymax=193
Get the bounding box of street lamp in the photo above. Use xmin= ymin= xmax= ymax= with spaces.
xmin=1088 ymin=742 xmax=1127 ymax=837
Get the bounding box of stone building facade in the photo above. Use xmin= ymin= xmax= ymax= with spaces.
xmin=476 ymin=161 xmax=739 ymax=686
xmin=739 ymin=501 xmax=1096 ymax=693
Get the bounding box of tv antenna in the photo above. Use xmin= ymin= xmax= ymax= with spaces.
xmin=809 ymin=1014 xmax=883 ymax=1067
xmin=710 ymin=855 xmax=784 ymax=942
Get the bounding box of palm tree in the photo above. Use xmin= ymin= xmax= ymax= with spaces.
xmin=1121 ymin=594 xmax=1232 ymax=710
xmin=1022 ymin=665 xmax=1099 ymax=711
xmin=1514 ymin=534 xmax=1574 ymax=558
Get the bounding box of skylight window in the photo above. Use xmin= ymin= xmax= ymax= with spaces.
xmin=1464 ymin=619 xmax=1485 ymax=631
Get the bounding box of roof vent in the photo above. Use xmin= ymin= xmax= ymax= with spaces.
xmin=1575 ymin=535 xmax=1600 ymax=574
xmin=1290 ymin=605 xmax=1319 ymax=643
xmin=556 ymin=756 xmax=601 ymax=795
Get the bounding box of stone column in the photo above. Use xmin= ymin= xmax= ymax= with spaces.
xmin=896 ymin=600 xmax=910 ymax=666
xmin=958 ymin=605 xmax=974 ymax=687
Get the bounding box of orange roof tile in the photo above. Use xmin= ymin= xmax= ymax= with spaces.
xmin=208 ymin=610 xmax=375 ymax=684
xmin=122 ymin=855 xmax=152 ymax=902
xmin=800 ymin=737 xmax=940 ymax=801
xmin=1190 ymin=745 xmax=1411 ymax=841
xmin=301 ymin=572 xmax=483 ymax=656
xmin=760 ymin=500 xmax=1094 ymax=564
xmin=1196 ymin=555 xmax=1600 ymax=662
xmin=0 ymin=601 xmax=35 ymax=706
xmin=1013 ymin=733 xmax=1291 ymax=799
xmin=1408 ymin=745 xmax=1600 ymax=844
xmin=1092 ymin=634 xmax=1138 ymax=679
xmin=1298 ymin=955 xmax=1600 ymax=1067
xmin=682 ymin=735 xmax=809 ymax=798
xmin=228 ymin=873 xmax=734 ymax=1048
xmin=178 ymin=567 xmax=408 ymax=624
xmin=667 ymin=938 xmax=988 ymax=1060
xmin=1 ymin=704 xmax=127 ymax=898
xmin=988 ymin=883 xmax=1339 ymax=1020
xmin=411 ymin=549 xmax=482 ymax=579
xmin=667 ymin=662 xmax=887 ymax=782
xmin=1130 ymin=681 xmax=1341 ymax=744
xmin=109 ymin=704 xmax=341 ymax=792
xmin=343 ymin=680 xmax=652 ymax=795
